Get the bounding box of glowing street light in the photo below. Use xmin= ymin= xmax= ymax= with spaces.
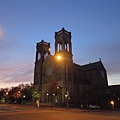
xmin=23 ymin=95 xmax=25 ymax=98
xmin=110 ymin=100 xmax=114 ymax=108
xmin=57 ymin=55 xmax=62 ymax=60
xmin=55 ymin=54 xmax=63 ymax=62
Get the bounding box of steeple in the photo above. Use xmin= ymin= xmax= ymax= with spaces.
xmin=35 ymin=39 xmax=50 ymax=63
xmin=34 ymin=39 xmax=50 ymax=85
xmin=54 ymin=28 xmax=72 ymax=55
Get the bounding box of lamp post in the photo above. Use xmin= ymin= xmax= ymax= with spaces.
xmin=46 ymin=93 xmax=49 ymax=106
xmin=55 ymin=54 xmax=69 ymax=109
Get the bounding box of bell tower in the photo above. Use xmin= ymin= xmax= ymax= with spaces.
xmin=54 ymin=28 xmax=74 ymax=104
xmin=55 ymin=28 xmax=73 ymax=60
xmin=35 ymin=40 xmax=50 ymax=63
xmin=34 ymin=40 xmax=50 ymax=86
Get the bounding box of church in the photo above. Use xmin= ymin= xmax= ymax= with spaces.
xmin=34 ymin=28 xmax=108 ymax=107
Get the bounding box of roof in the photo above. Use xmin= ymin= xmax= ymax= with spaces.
xmin=81 ymin=60 xmax=105 ymax=71
xmin=73 ymin=63 xmax=83 ymax=71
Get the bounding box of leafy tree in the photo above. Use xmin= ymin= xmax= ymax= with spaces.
xmin=31 ymin=84 xmax=40 ymax=99
xmin=0 ymin=88 xmax=6 ymax=98
xmin=0 ymin=88 xmax=6 ymax=103
xmin=20 ymin=83 xmax=33 ymax=103
xmin=0 ymin=83 xmax=33 ymax=104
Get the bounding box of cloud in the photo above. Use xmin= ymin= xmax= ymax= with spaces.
xmin=0 ymin=61 xmax=34 ymax=88
xmin=108 ymin=74 xmax=120 ymax=85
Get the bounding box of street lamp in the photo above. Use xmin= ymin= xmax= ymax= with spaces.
xmin=56 ymin=55 xmax=62 ymax=60
xmin=110 ymin=100 xmax=114 ymax=109
xmin=23 ymin=95 xmax=25 ymax=98
xmin=55 ymin=54 xmax=69 ymax=109
xmin=55 ymin=54 xmax=63 ymax=62
xmin=47 ymin=93 xmax=49 ymax=102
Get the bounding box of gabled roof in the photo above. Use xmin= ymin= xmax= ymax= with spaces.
xmin=81 ymin=60 xmax=105 ymax=71
xmin=73 ymin=63 xmax=83 ymax=71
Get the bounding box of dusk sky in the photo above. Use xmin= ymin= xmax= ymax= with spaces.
xmin=0 ymin=0 xmax=120 ymax=88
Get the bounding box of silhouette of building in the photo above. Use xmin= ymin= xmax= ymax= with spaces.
xmin=34 ymin=28 xmax=108 ymax=107
xmin=105 ymin=85 xmax=120 ymax=108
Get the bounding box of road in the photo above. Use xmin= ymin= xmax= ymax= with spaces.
xmin=0 ymin=104 xmax=120 ymax=120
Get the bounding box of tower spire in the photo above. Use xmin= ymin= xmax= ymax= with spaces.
xmin=54 ymin=28 xmax=72 ymax=55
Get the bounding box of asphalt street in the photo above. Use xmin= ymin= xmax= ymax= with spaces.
xmin=0 ymin=104 xmax=120 ymax=120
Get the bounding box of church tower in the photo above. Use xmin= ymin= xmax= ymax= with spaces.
xmin=54 ymin=28 xmax=74 ymax=104
xmin=34 ymin=40 xmax=50 ymax=90
xmin=55 ymin=27 xmax=73 ymax=60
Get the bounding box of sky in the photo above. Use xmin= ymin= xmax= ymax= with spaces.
xmin=0 ymin=0 xmax=120 ymax=88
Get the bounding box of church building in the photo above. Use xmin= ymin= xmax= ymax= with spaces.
xmin=34 ymin=28 xmax=108 ymax=107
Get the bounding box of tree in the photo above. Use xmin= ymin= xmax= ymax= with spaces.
xmin=0 ymin=88 xmax=6 ymax=97
xmin=20 ymin=83 xmax=33 ymax=104
xmin=0 ymin=88 xmax=6 ymax=103
xmin=0 ymin=83 xmax=33 ymax=104
xmin=31 ymin=84 xmax=40 ymax=100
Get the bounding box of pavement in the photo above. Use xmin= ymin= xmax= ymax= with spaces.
xmin=15 ymin=104 xmax=120 ymax=113
xmin=1 ymin=103 xmax=120 ymax=113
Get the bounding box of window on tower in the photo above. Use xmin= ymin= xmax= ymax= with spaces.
xmin=38 ymin=53 xmax=41 ymax=60
xmin=65 ymin=43 xmax=70 ymax=52
xmin=44 ymin=53 xmax=48 ymax=59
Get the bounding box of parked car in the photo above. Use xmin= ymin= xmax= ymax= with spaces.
xmin=89 ymin=104 xmax=100 ymax=109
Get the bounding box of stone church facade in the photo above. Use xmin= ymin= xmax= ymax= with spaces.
xmin=34 ymin=28 xmax=108 ymax=107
